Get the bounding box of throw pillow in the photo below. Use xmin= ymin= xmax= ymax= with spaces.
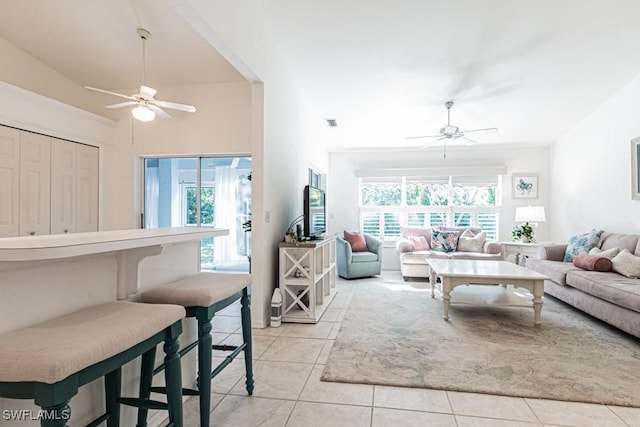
xmin=431 ymin=230 xmax=459 ymax=253
xmin=563 ymin=229 xmax=605 ymax=262
xmin=457 ymin=229 xmax=486 ymax=253
xmin=408 ymin=235 xmax=430 ymax=251
xmin=344 ymin=231 xmax=367 ymax=252
xmin=588 ymin=247 xmax=620 ymax=260
xmin=611 ymin=249 xmax=640 ymax=279
xmin=573 ymin=254 xmax=613 ymax=272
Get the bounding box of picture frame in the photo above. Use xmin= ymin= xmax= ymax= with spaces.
xmin=513 ymin=174 xmax=538 ymax=199
xmin=632 ymin=137 xmax=640 ymax=200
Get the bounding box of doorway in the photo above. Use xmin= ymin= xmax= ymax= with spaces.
xmin=143 ymin=156 xmax=252 ymax=271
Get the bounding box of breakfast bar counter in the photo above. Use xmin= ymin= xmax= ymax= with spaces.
xmin=0 ymin=227 xmax=229 ymax=426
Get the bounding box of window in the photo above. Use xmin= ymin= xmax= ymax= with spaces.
xmin=359 ymin=176 xmax=500 ymax=240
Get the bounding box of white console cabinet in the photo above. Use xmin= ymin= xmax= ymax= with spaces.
xmin=278 ymin=236 xmax=337 ymax=323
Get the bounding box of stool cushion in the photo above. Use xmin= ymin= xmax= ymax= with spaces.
xmin=140 ymin=272 xmax=252 ymax=308
xmin=0 ymin=301 xmax=185 ymax=384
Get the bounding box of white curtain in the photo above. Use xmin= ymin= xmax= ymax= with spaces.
xmin=213 ymin=166 xmax=238 ymax=263
xmin=144 ymin=167 xmax=159 ymax=228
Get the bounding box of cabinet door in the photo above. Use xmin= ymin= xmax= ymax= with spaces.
xmin=76 ymin=144 xmax=99 ymax=232
xmin=0 ymin=126 xmax=20 ymax=237
xmin=50 ymin=138 xmax=77 ymax=234
xmin=19 ymin=132 xmax=51 ymax=236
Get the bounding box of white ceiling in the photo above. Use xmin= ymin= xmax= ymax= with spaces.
xmin=2 ymin=1 xmax=640 ymax=150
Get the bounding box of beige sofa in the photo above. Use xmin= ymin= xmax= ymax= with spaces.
xmin=526 ymin=232 xmax=640 ymax=339
xmin=396 ymin=226 xmax=502 ymax=281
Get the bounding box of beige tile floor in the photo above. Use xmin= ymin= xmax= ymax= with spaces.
xmin=183 ymin=271 xmax=640 ymax=427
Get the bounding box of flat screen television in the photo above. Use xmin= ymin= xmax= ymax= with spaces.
xmin=304 ymin=185 xmax=326 ymax=240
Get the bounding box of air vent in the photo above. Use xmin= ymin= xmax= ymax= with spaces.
xmin=326 ymin=119 xmax=338 ymax=127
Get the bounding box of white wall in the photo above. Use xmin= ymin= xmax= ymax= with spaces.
xmin=550 ymin=74 xmax=640 ymax=239
xmin=329 ymin=145 xmax=550 ymax=269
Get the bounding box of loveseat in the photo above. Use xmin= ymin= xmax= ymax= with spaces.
xmin=396 ymin=226 xmax=502 ymax=281
xmin=526 ymin=232 xmax=640 ymax=339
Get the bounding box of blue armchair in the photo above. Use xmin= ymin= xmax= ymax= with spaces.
xmin=336 ymin=233 xmax=383 ymax=279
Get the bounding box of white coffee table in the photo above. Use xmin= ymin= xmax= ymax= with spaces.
xmin=427 ymin=259 xmax=549 ymax=325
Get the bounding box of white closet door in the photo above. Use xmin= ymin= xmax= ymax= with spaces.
xmin=19 ymin=131 xmax=51 ymax=236
xmin=0 ymin=126 xmax=20 ymax=237
xmin=76 ymin=144 xmax=99 ymax=232
xmin=50 ymin=138 xmax=77 ymax=234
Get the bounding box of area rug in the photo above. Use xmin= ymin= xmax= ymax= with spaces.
xmin=321 ymin=278 xmax=640 ymax=407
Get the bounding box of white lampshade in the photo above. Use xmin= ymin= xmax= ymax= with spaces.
xmin=515 ymin=206 xmax=546 ymax=223
xmin=131 ymin=105 xmax=155 ymax=122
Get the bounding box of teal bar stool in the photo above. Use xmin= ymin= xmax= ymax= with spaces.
xmin=0 ymin=301 xmax=185 ymax=427
xmin=138 ymin=272 xmax=254 ymax=427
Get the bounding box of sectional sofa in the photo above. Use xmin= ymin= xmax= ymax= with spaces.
xmin=526 ymin=232 xmax=640 ymax=339
xmin=396 ymin=226 xmax=502 ymax=281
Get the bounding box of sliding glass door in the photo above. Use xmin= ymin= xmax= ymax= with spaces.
xmin=143 ymin=156 xmax=251 ymax=271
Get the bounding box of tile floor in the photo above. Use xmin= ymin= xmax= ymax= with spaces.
xmin=183 ymin=271 xmax=640 ymax=427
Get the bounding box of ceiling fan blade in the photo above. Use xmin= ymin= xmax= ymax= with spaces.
xmin=85 ymin=86 xmax=135 ymax=101
xmin=462 ymin=127 xmax=498 ymax=134
xmin=154 ymin=100 xmax=196 ymax=113
xmin=105 ymin=101 xmax=138 ymax=109
xmin=147 ymin=104 xmax=171 ymax=119
xmin=405 ymin=134 xmax=442 ymax=140
xmin=140 ymin=85 xmax=157 ymax=99
xmin=459 ymin=136 xmax=478 ymax=145
xmin=421 ymin=137 xmax=445 ymax=148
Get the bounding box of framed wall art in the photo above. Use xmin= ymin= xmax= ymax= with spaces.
xmin=632 ymin=137 xmax=640 ymax=200
xmin=513 ymin=174 xmax=538 ymax=199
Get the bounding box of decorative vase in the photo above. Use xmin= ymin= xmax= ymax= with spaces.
xmin=521 ymin=236 xmax=530 ymax=243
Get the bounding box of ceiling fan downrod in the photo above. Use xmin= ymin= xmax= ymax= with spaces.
xmin=137 ymin=28 xmax=151 ymax=87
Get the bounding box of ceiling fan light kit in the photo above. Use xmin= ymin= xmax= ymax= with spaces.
xmin=131 ymin=105 xmax=155 ymax=122
xmin=85 ymin=28 xmax=196 ymax=123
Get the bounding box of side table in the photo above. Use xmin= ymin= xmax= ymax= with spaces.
xmin=500 ymin=241 xmax=552 ymax=266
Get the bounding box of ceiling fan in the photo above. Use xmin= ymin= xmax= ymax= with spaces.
xmin=85 ymin=28 xmax=196 ymax=122
xmin=406 ymin=101 xmax=497 ymax=147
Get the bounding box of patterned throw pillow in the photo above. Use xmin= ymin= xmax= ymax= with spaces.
xmin=409 ymin=235 xmax=430 ymax=251
xmin=563 ymin=229 xmax=604 ymax=262
xmin=431 ymin=230 xmax=459 ymax=253
xmin=457 ymin=229 xmax=486 ymax=253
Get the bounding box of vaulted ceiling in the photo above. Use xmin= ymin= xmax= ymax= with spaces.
xmin=2 ymin=0 xmax=640 ymax=151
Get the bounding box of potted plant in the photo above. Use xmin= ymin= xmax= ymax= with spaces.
xmin=511 ymin=222 xmax=534 ymax=242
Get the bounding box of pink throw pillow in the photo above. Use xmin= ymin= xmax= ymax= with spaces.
xmin=573 ymin=254 xmax=612 ymax=272
xmin=344 ymin=231 xmax=368 ymax=252
xmin=409 ymin=235 xmax=430 ymax=251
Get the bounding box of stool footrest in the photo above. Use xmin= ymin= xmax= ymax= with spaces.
xmin=86 ymin=412 xmax=111 ymax=427
xmin=149 ymin=386 xmax=200 ymax=396
xmin=211 ymin=343 xmax=246 ymax=380
xmin=118 ymin=396 xmax=168 ymax=410
xmin=212 ymin=344 xmax=239 ymax=351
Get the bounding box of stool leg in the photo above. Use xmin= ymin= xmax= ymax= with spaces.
xmin=105 ymin=367 xmax=121 ymax=427
xmin=135 ymin=346 xmax=156 ymax=427
xmin=196 ymin=313 xmax=213 ymax=427
xmin=39 ymin=401 xmax=70 ymax=427
xmin=164 ymin=325 xmax=183 ymax=427
xmin=241 ymin=288 xmax=254 ymax=395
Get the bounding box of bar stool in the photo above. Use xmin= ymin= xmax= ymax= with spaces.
xmin=0 ymin=301 xmax=185 ymax=427
xmin=138 ymin=272 xmax=253 ymax=427
xmin=138 ymin=272 xmax=254 ymax=427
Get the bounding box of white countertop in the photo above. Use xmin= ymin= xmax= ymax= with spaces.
xmin=0 ymin=227 xmax=229 ymax=262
